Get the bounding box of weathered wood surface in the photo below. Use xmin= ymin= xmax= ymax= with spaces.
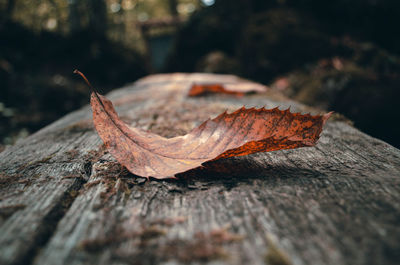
xmin=0 ymin=73 xmax=399 ymax=265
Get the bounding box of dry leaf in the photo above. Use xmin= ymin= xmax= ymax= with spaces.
xmin=75 ymin=70 xmax=331 ymax=179
xmin=272 ymin=77 xmax=290 ymax=91
xmin=188 ymin=82 xmax=267 ymax=97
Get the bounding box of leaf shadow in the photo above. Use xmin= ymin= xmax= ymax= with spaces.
xmin=163 ymin=157 xmax=328 ymax=192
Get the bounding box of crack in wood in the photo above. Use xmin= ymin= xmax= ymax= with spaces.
xmin=14 ymin=164 xmax=92 ymax=265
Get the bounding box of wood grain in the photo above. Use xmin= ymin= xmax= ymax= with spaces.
xmin=0 ymin=73 xmax=399 ymax=265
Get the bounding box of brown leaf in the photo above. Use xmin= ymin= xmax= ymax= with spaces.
xmin=92 ymin=97 xmax=331 ymax=179
xmin=188 ymin=82 xmax=267 ymax=97
xmin=272 ymin=77 xmax=290 ymax=91
xmin=75 ymin=70 xmax=331 ymax=179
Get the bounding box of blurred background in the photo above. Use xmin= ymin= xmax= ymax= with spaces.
xmin=1 ymin=0 xmax=399 ymax=149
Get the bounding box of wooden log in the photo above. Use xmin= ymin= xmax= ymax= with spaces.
xmin=0 ymin=73 xmax=399 ymax=265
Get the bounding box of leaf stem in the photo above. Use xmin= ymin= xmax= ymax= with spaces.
xmin=73 ymin=69 xmax=100 ymax=94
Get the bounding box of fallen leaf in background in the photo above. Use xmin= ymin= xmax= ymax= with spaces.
xmin=332 ymin=57 xmax=344 ymax=70
xmin=272 ymin=77 xmax=290 ymax=91
xmin=75 ymin=70 xmax=331 ymax=179
xmin=188 ymin=82 xmax=267 ymax=97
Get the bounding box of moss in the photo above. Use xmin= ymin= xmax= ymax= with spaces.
xmin=0 ymin=204 xmax=26 ymax=220
xmin=62 ymin=174 xmax=83 ymax=180
xmin=83 ymin=179 xmax=101 ymax=189
xmin=0 ymin=172 xmax=14 ymax=186
xmin=149 ymin=216 xmax=187 ymax=227
xmin=38 ymin=154 xmax=55 ymax=163
xmin=82 ymin=144 xmax=107 ymax=164
xmin=265 ymin=239 xmax=292 ymax=265
xmin=65 ymin=149 xmax=80 ymax=160
xmin=80 ymin=236 xmax=116 ymax=253
xmin=18 ymin=153 xmax=55 ymax=171
xmin=80 ymin=226 xmax=166 ymax=253
xmin=91 ymin=161 xmax=143 ymax=204
xmin=68 ymin=190 xmax=79 ymax=199
xmin=205 ymin=228 xmax=244 ymax=244
xmin=327 ymin=112 xmax=353 ymax=125
xmin=0 ymin=172 xmax=24 ymax=189
xmin=160 ymin=238 xmax=228 ymax=263
xmin=65 ymin=120 xmax=94 ymax=134
xmin=158 ymin=229 xmax=242 ymax=262
xmin=139 ymin=226 xmax=166 ymax=242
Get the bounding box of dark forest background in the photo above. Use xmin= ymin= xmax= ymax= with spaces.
xmin=1 ymin=0 xmax=400 ymax=148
